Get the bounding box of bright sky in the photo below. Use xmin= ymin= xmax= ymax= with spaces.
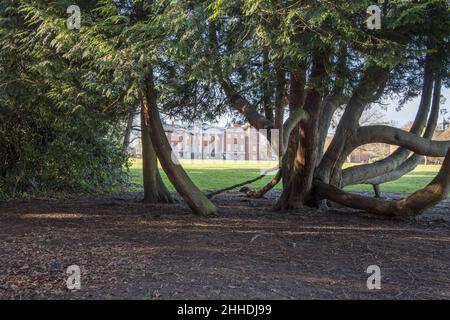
xmin=384 ymin=88 xmax=450 ymax=128
xmin=198 ymin=87 xmax=450 ymax=129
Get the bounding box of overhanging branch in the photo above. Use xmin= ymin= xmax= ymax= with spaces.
xmin=315 ymin=148 xmax=450 ymax=218
xmin=355 ymin=125 xmax=450 ymax=157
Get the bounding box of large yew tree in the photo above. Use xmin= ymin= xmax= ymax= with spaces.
xmin=11 ymin=0 xmax=450 ymax=218
xmin=168 ymin=0 xmax=450 ymax=217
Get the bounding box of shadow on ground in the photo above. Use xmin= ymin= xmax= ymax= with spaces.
xmin=0 ymin=191 xmax=449 ymax=299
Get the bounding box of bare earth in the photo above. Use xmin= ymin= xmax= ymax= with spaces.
xmin=0 ymin=191 xmax=449 ymax=300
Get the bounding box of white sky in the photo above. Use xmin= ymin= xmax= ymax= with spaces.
xmin=383 ymin=88 xmax=450 ymax=128
xmin=179 ymin=87 xmax=450 ymax=129
xmin=142 ymin=88 xmax=450 ymax=152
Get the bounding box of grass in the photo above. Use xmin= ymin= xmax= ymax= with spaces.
xmin=128 ymin=158 xmax=441 ymax=195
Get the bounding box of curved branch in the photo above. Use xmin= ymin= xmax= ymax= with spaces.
xmin=341 ymin=53 xmax=439 ymax=186
xmin=365 ymin=154 xmax=424 ymax=185
xmin=355 ymin=125 xmax=450 ymax=157
xmin=315 ymin=65 xmax=390 ymax=184
xmin=208 ymin=21 xmax=273 ymax=130
xmin=361 ymin=72 xmax=442 ymax=186
xmin=315 ymin=147 xmax=450 ymax=218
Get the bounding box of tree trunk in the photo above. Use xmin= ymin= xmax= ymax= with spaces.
xmin=275 ymin=55 xmax=326 ymax=209
xmin=140 ymin=107 xmax=173 ymax=204
xmin=372 ymin=184 xmax=381 ymax=198
xmin=315 ymin=65 xmax=390 ymax=186
xmin=141 ymin=69 xmax=217 ymax=216
xmin=262 ymin=49 xmax=274 ymax=125
xmin=122 ymin=109 xmax=135 ymax=153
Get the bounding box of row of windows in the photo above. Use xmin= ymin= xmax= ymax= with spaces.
xmin=175 ymin=151 xmax=260 ymax=161
xmin=171 ymin=143 xmax=258 ymax=152
xmin=170 ymin=134 xmax=248 ymax=141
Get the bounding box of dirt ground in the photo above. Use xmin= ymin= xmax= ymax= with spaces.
xmin=0 ymin=191 xmax=449 ymax=300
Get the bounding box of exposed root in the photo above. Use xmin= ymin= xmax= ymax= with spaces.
xmin=240 ymin=170 xmax=282 ymax=198
xmin=206 ymin=167 xmax=278 ymax=199
xmin=315 ymin=148 xmax=450 ymax=219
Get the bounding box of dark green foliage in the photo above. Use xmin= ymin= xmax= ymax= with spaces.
xmin=0 ymin=0 xmax=129 ymax=198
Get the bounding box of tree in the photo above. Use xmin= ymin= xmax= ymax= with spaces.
xmin=169 ymin=0 xmax=450 ymax=217
xmin=6 ymin=0 xmax=450 ymax=219
xmin=18 ymin=0 xmax=217 ymax=214
xmin=0 ymin=0 xmax=129 ymax=198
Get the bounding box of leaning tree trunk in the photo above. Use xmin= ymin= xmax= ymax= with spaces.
xmin=141 ymin=69 xmax=217 ymax=216
xmin=317 ymin=44 xmax=347 ymax=162
xmin=315 ymin=65 xmax=390 ymax=187
xmin=140 ymin=107 xmax=173 ymax=204
xmin=122 ymin=108 xmax=136 ymax=153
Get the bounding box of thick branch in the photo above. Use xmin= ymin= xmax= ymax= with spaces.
xmin=241 ymin=170 xmax=282 ymax=198
xmin=360 ymin=72 xmax=442 ymax=185
xmin=208 ymin=21 xmax=273 ymax=130
xmin=220 ymin=80 xmax=274 ymax=130
xmin=355 ymin=125 xmax=449 ymax=157
xmin=315 ymin=65 xmax=390 ymax=185
xmin=364 ymin=154 xmax=424 ymax=186
xmin=341 ymin=53 xmax=438 ymax=186
xmin=141 ymin=70 xmax=216 ymax=216
xmin=315 ymin=148 xmax=450 ymax=218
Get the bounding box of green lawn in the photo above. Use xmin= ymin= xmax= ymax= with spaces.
xmin=128 ymin=159 xmax=441 ymax=195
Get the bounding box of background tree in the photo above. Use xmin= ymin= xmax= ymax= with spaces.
xmin=0 ymin=0 xmax=129 ymax=198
